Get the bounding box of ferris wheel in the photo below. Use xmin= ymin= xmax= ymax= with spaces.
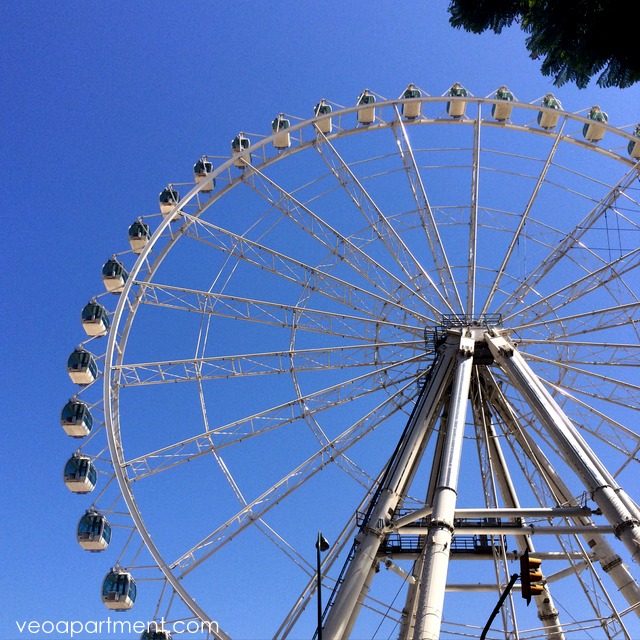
xmin=62 ymin=83 xmax=640 ymax=640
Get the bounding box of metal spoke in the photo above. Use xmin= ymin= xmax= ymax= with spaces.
xmin=390 ymin=107 xmax=463 ymax=312
xmin=116 ymin=341 xmax=423 ymax=387
xmin=170 ymin=375 xmax=419 ymax=576
xmin=314 ymin=129 xmax=456 ymax=314
xmin=240 ymin=163 xmax=435 ymax=314
xmin=496 ymin=166 xmax=640 ymax=318
xmin=480 ymin=122 xmax=565 ymax=316
xmin=181 ymin=213 xmax=433 ymax=323
xmin=122 ymin=355 xmax=424 ymax=481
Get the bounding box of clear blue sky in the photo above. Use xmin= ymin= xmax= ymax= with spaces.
xmin=2 ymin=2 xmax=639 ymax=639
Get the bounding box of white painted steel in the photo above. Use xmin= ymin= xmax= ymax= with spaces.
xmin=64 ymin=90 xmax=640 ymax=639
xmin=412 ymin=335 xmax=475 ymax=640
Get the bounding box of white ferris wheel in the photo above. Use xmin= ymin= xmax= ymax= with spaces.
xmin=63 ymin=83 xmax=640 ymax=640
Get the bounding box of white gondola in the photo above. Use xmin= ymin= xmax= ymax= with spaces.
xmin=81 ymin=300 xmax=110 ymax=337
xmin=628 ymin=124 xmax=640 ymax=159
xmin=357 ymin=90 xmax=375 ymax=125
xmin=446 ymin=82 xmax=468 ymax=118
xmin=231 ymin=133 xmax=250 ymax=168
xmin=537 ymin=93 xmax=562 ymax=129
xmin=60 ymin=398 xmax=93 ymax=437
xmin=402 ymin=84 xmax=422 ymax=120
xmin=313 ymin=100 xmax=333 ymax=134
xmin=583 ymin=105 xmax=608 ymax=142
xmin=159 ymin=186 xmax=181 ymax=220
xmin=272 ymin=114 xmax=291 ymax=150
xmin=102 ymin=569 xmax=137 ymax=611
xmin=491 ymin=86 xmax=514 ymax=121
xmin=77 ymin=510 xmax=111 ymax=551
xmin=128 ymin=219 xmax=151 ymax=254
xmin=193 ymin=157 xmax=215 ymax=192
xmin=140 ymin=626 xmax=172 ymax=640
xmin=101 ymin=257 xmax=128 ymax=294
xmin=63 ymin=453 xmax=97 ymax=493
xmin=67 ymin=348 xmax=98 ymax=385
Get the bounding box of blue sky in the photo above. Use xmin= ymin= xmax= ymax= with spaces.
xmin=2 ymin=2 xmax=639 ymax=640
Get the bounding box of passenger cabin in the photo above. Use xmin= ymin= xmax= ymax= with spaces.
xmin=193 ymin=157 xmax=215 ymax=192
xmin=140 ymin=627 xmax=173 ymax=640
xmin=77 ymin=510 xmax=111 ymax=551
xmin=583 ymin=105 xmax=608 ymax=142
xmin=159 ymin=186 xmax=181 ymax=220
xmin=63 ymin=453 xmax=97 ymax=494
xmin=272 ymin=114 xmax=291 ymax=149
xmin=402 ymin=84 xmax=422 ymax=120
xmin=128 ymin=220 xmax=151 ymax=254
xmin=81 ymin=301 xmax=110 ymax=337
xmin=357 ymin=90 xmax=375 ymax=125
xmin=491 ymin=86 xmax=514 ymax=121
xmin=60 ymin=398 xmax=93 ymax=438
xmin=629 ymin=124 xmax=640 ymax=159
xmin=313 ymin=100 xmax=333 ymax=134
xmin=446 ymin=82 xmax=468 ymax=118
xmin=231 ymin=133 xmax=250 ymax=168
xmin=102 ymin=257 xmax=128 ymax=294
xmin=102 ymin=569 xmax=136 ymax=611
xmin=67 ymin=348 xmax=98 ymax=385
xmin=537 ymin=94 xmax=562 ymax=129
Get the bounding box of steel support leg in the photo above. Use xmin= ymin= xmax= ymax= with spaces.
xmin=486 ymin=334 xmax=640 ymax=567
xmin=477 ymin=387 xmax=565 ymax=639
xmin=412 ymin=332 xmax=475 ymax=640
xmin=481 ymin=369 xmax=640 ymax=620
xmin=322 ymin=338 xmax=457 ymax=638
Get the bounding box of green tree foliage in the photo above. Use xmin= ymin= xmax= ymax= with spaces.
xmin=448 ymin=1 xmax=639 ymax=89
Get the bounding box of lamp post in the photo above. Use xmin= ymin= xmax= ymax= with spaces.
xmin=316 ymin=532 xmax=330 ymax=640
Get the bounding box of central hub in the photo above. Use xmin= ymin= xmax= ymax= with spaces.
xmin=425 ymin=313 xmax=504 ymax=365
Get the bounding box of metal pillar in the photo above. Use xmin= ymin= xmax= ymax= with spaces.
xmin=479 ymin=401 xmax=565 ymax=640
xmin=321 ymin=336 xmax=457 ymax=638
xmin=412 ymin=332 xmax=475 ymax=640
xmin=481 ymin=369 xmax=640 ymax=618
xmin=486 ymin=333 xmax=640 ymax=567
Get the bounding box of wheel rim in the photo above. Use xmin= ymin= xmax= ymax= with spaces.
xmin=67 ymin=90 xmax=640 ymax=639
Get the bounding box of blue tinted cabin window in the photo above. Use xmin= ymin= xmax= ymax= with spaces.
xmin=68 ymin=351 xmax=98 ymax=376
xmin=102 ymin=260 xmax=126 ymax=278
xmin=129 ymin=221 xmax=151 ymax=238
xmin=68 ymin=350 xmax=91 ymax=369
xmin=82 ymin=303 xmax=109 ymax=327
xmin=194 ymin=159 xmax=213 ymax=174
xmin=62 ymin=401 xmax=83 ymax=421
xmin=82 ymin=304 xmax=99 ymax=320
xmin=65 ymin=456 xmax=92 ymax=478
xmin=588 ymin=107 xmax=608 ymax=123
xmin=141 ymin=631 xmax=171 ymax=640
xmin=495 ymin=88 xmax=513 ymax=101
xmin=103 ymin=572 xmax=135 ymax=598
xmin=61 ymin=400 xmax=93 ymax=428
xmin=541 ymin=94 xmax=562 ymax=110
xmin=314 ymin=102 xmax=332 ymax=116
xmin=78 ymin=513 xmax=111 ymax=541
xmin=232 ymin=136 xmax=250 ymax=151
xmin=102 ymin=574 xmax=118 ymax=596
xmin=449 ymin=84 xmax=467 ymax=97
xmin=358 ymin=93 xmax=374 ymax=105
xmin=159 ymin=188 xmax=179 ymax=204
xmin=272 ymin=117 xmax=290 ymax=131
